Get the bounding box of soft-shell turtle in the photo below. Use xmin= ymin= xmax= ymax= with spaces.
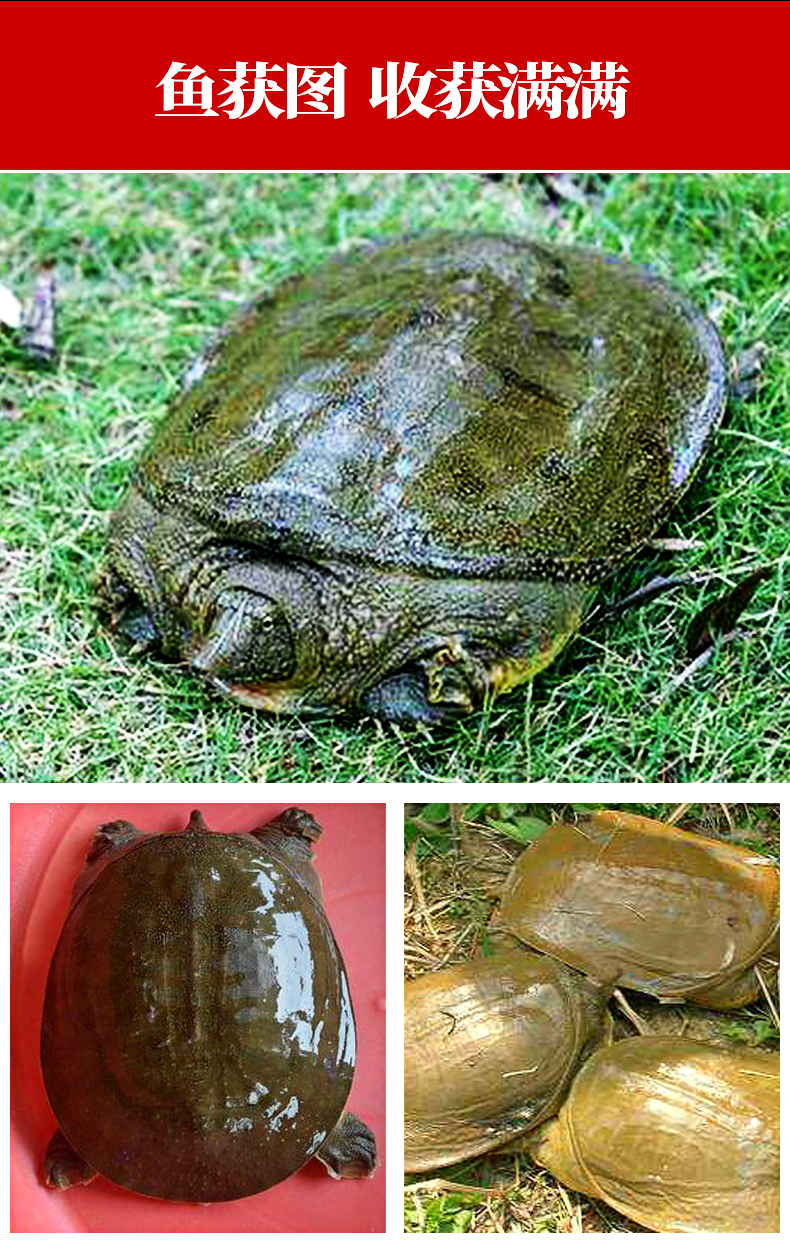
xmin=404 ymin=949 xmax=611 ymax=1172
xmin=528 ymin=1036 xmax=780 ymax=1233
xmin=40 ymin=808 xmax=376 ymax=1202
xmin=498 ymin=809 xmax=780 ymax=1009
xmin=103 ymin=233 xmax=726 ymax=721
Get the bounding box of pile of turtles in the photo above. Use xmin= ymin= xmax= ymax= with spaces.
xmin=404 ymin=810 xmax=779 ymax=1233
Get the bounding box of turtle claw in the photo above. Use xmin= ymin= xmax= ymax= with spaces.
xmin=44 ymin=1128 xmax=97 ymax=1190
xmin=730 ymin=342 xmax=767 ymax=400
xmin=315 ymin=1111 xmax=377 ymax=1179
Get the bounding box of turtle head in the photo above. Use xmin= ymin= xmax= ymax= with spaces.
xmin=189 ymin=561 xmax=323 ymax=712
xmin=103 ymin=491 xmax=326 ymax=712
xmin=192 ymin=587 xmax=297 ymax=684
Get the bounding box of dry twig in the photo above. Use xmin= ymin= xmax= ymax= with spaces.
xmin=755 ymin=964 xmax=780 ymax=1031
xmin=404 ymin=841 xmax=441 ymax=944
xmin=613 ymin=988 xmax=652 ymax=1035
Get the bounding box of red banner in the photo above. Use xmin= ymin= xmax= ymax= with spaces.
xmin=2 ymin=0 xmax=788 ymax=169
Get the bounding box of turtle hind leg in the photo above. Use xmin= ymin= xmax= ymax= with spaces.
xmin=315 ymin=1112 xmax=377 ymax=1179
xmin=251 ymin=809 xmax=325 ymax=902
xmin=44 ymin=1129 xmax=97 ymax=1190
xmin=86 ymin=819 xmax=145 ymax=863
xmin=70 ymin=819 xmax=145 ymax=906
xmin=254 ymin=808 xmax=323 ymax=844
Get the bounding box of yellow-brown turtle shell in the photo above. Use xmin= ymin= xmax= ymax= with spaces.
xmin=528 ymin=1036 xmax=779 ymax=1233
xmin=404 ymin=949 xmax=610 ymax=1172
xmin=499 ymin=809 xmax=779 ymax=1009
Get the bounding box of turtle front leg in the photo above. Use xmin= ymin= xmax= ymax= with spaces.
xmin=314 ymin=1111 xmax=377 ymax=1179
xmin=95 ymin=563 xmax=160 ymax=648
xmin=44 ymin=1128 xmax=97 ymax=1190
xmin=362 ymin=668 xmax=465 ymax=724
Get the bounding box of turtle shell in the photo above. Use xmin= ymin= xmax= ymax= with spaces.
xmin=404 ymin=949 xmax=610 ymax=1172
xmin=138 ymin=233 xmax=726 ymax=582
xmin=498 ymin=809 xmax=779 ymax=1008
xmin=40 ymin=830 xmax=356 ymax=1202
xmin=528 ymin=1036 xmax=779 ymax=1233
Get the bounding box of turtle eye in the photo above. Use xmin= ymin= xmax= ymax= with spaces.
xmin=192 ymin=588 xmax=296 ymax=683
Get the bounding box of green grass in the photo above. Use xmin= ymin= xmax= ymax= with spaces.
xmin=1 ymin=171 xmax=788 ymax=781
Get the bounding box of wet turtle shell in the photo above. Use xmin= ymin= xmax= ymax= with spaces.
xmin=528 ymin=1036 xmax=779 ymax=1233
xmin=404 ymin=949 xmax=611 ymax=1172
xmin=40 ymin=809 xmax=375 ymax=1202
xmin=498 ymin=809 xmax=779 ymax=1009
xmin=104 ymin=233 xmax=727 ymax=722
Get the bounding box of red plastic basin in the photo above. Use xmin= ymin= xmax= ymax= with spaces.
xmin=10 ymin=802 xmax=386 ymax=1232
